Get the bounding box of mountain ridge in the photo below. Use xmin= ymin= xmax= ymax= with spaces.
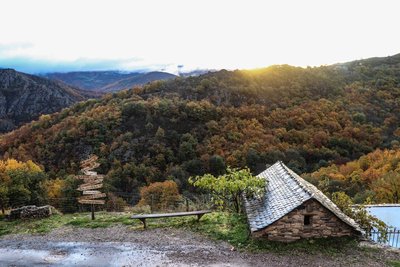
xmin=99 ymin=71 xmax=177 ymax=92
xmin=43 ymin=71 xmax=177 ymax=92
xmin=0 ymin=68 xmax=99 ymax=133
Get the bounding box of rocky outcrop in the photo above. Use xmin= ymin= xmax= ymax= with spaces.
xmin=0 ymin=69 xmax=98 ymax=133
xmin=8 ymin=205 xmax=59 ymax=220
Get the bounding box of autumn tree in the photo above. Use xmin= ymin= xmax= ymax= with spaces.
xmin=0 ymin=159 xmax=48 ymax=208
xmin=43 ymin=178 xmax=66 ymax=209
xmin=308 ymin=149 xmax=400 ymax=204
xmin=372 ymin=171 xmax=400 ymax=203
xmin=0 ymin=186 xmax=9 ymax=214
xmin=138 ymin=180 xmax=182 ymax=211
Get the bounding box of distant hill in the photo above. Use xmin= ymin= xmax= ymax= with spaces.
xmin=0 ymin=69 xmax=98 ymax=133
xmin=43 ymin=71 xmax=177 ymax=92
xmin=99 ymin=71 xmax=177 ymax=92
xmin=42 ymin=71 xmax=137 ymax=91
xmin=179 ymin=69 xmax=216 ymax=77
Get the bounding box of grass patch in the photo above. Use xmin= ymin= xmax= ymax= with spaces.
xmin=0 ymin=224 xmax=12 ymax=236
xmin=0 ymin=214 xmax=69 ymax=235
xmin=0 ymin=212 xmax=134 ymax=236
xmin=388 ymin=261 xmax=400 ymax=267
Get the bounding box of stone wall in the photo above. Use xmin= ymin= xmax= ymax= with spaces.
xmin=8 ymin=205 xmax=58 ymax=220
xmin=252 ymin=199 xmax=359 ymax=242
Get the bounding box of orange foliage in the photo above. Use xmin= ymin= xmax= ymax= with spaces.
xmin=310 ymin=149 xmax=400 ymax=203
xmin=138 ymin=180 xmax=182 ymax=211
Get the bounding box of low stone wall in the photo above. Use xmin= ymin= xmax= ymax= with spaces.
xmin=253 ymin=199 xmax=359 ymax=242
xmin=8 ymin=205 xmax=58 ymax=220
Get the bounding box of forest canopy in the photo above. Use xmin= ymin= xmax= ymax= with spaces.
xmin=1 ymin=54 xmax=400 ymax=206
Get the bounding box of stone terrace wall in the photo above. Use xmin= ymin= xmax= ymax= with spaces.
xmin=253 ymin=199 xmax=359 ymax=242
xmin=8 ymin=205 xmax=57 ymax=220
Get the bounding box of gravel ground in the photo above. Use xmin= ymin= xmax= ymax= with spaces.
xmin=0 ymin=225 xmax=399 ymax=266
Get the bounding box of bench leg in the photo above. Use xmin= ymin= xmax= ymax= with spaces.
xmin=139 ymin=218 xmax=147 ymax=229
xmin=197 ymin=214 xmax=204 ymax=222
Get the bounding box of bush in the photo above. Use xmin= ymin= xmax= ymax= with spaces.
xmin=106 ymin=193 xmax=127 ymax=212
xmin=138 ymin=180 xmax=182 ymax=211
xmin=331 ymin=192 xmax=387 ymax=234
xmin=130 ymin=204 xmax=151 ymax=214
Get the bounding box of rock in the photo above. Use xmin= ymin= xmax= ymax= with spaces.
xmin=8 ymin=205 xmax=37 ymax=220
xmin=8 ymin=205 xmax=60 ymax=220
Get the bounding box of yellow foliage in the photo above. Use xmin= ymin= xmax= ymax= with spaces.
xmin=329 ymin=173 xmax=346 ymax=180
xmin=26 ymin=160 xmax=42 ymax=173
xmin=3 ymin=159 xmax=25 ymax=171
xmin=0 ymin=158 xmax=43 ymax=184
xmin=39 ymin=114 xmax=51 ymax=121
xmin=43 ymin=178 xmax=65 ymax=199
xmin=0 ymin=158 xmax=42 ymax=172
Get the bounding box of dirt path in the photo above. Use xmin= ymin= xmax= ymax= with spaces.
xmin=0 ymin=225 xmax=399 ymax=266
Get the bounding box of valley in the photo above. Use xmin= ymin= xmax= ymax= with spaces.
xmin=2 ymin=1 xmax=400 ymax=265
xmin=1 ymin=54 xmax=400 ymax=209
xmin=43 ymin=71 xmax=177 ymax=92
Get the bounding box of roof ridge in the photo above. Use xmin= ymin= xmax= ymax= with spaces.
xmin=244 ymin=161 xmax=362 ymax=233
xmin=278 ymin=161 xmax=313 ymax=198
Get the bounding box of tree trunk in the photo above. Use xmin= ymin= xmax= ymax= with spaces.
xmin=91 ymin=204 xmax=95 ymax=220
xmin=233 ymin=197 xmax=240 ymax=213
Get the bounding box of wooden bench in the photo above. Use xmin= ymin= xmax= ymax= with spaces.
xmin=131 ymin=210 xmax=211 ymax=229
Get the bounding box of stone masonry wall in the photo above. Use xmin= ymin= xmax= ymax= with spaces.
xmin=8 ymin=205 xmax=57 ymax=220
xmin=253 ymin=199 xmax=359 ymax=242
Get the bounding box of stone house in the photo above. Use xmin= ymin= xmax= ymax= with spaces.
xmin=243 ymin=161 xmax=362 ymax=242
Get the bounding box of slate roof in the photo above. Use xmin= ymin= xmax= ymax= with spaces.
xmin=243 ymin=161 xmax=362 ymax=233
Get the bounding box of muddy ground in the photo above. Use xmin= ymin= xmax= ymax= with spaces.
xmin=0 ymin=225 xmax=399 ymax=266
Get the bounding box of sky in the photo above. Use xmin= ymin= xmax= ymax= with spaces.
xmin=1 ymin=0 xmax=399 ymax=74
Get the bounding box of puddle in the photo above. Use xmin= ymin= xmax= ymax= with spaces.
xmin=0 ymin=241 xmax=169 ymax=266
xmin=44 ymin=250 xmax=68 ymax=263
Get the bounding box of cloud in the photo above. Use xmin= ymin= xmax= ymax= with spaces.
xmin=0 ymin=42 xmax=34 ymax=57
xmin=0 ymin=42 xmax=175 ymax=73
xmin=0 ymin=56 xmax=172 ymax=74
xmin=0 ymin=50 xmax=205 ymax=74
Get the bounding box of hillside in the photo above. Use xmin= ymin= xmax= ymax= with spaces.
xmin=43 ymin=71 xmax=135 ymax=91
xmin=1 ymin=54 xmax=400 ymax=199
xmin=0 ymin=69 xmax=98 ymax=133
xmin=44 ymin=71 xmax=177 ymax=92
xmin=99 ymin=71 xmax=177 ymax=92
xmin=306 ymin=148 xmax=400 ymax=204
